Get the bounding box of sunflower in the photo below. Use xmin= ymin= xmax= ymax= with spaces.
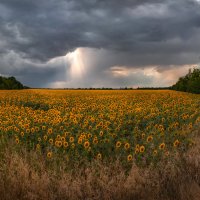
xmin=55 ymin=140 xmax=62 ymax=148
xmin=15 ymin=138 xmax=20 ymax=144
xmin=96 ymin=125 xmax=99 ymax=129
xmin=99 ymin=131 xmax=104 ymax=137
xmin=116 ymin=141 xmax=121 ymax=148
xmin=78 ymin=138 xmax=83 ymax=144
xmin=26 ymin=129 xmax=30 ymax=134
xmin=127 ymin=154 xmax=133 ymax=161
xmin=159 ymin=143 xmax=165 ymax=150
xmin=58 ymin=141 xmax=62 ymax=147
xmin=173 ymin=139 xmax=180 ymax=147
xmin=47 ymin=128 xmax=53 ymax=135
xmin=31 ymin=128 xmax=35 ymax=133
xmin=24 ymin=124 xmax=29 ymax=129
xmin=140 ymin=145 xmax=145 ymax=153
xmin=20 ymin=131 xmax=24 ymax=137
xmin=97 ymin=153 xmax=102 ymax=160
xmin=93 ymin=139 xmax=98 ymax=144
xmin=69 ymin=136 xmax=74 ymax=143
xmin=135 ymin=148 xmax=139 ymax=154
xmin=57 ymin=135 xmax=61 ymax=140
xmin=141 ymin=133 xmax=145 ymax=139
xmin=153 ymin=150 xmax=157 ymax=156
xmin=146 ymin=136 xmax=153 ymax=142
xmin=35 ymin=127 xmax=40 ymax=132
xmin=49 ymin=138 xmax=53 ymax=144
xmin=99 ymin=121 xmax=103 ymax=126
xmin=63 ymin=141 xmax=69 ymax=148
xmin=84 ymin=141 xmax=90 ymax=149
xmin=82 ymin=135 xmax=86 ymax=140
xmin=124 ymin=143 xmax=130 ymax=150
xmin=43 ymin=135 xmax=48 ymax=141
xmin=47 ymin=152 xmax=52 ymax=158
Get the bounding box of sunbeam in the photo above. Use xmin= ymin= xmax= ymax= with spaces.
xmin=66 ymin=48 xmax=86 ymax=80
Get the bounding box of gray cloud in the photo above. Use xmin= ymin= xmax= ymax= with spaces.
xmin=0 ymin=0 xmax=200 ymax=87
xmin=0 ymin=51 xmax=67 ymax=87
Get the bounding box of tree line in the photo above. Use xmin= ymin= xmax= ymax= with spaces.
xmin=171 ymin=68 xmax=200 ymax=94
xmin=0 ymin=76 xmax=27 ymax=89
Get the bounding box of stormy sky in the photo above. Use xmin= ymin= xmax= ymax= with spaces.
xmin=0 ymin=0 xmax=200 ymax=88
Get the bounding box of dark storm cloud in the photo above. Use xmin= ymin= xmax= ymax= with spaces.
xmin=0 ymin=0 xmax=200 ymax=87
xmin=0 ymin=0 xmax=200 ymax=62
xmin=0 ymin=51 xmax=67 ymax=87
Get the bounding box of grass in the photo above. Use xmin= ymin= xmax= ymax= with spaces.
xmin=0 ymin=129 xmax=199 ymax=200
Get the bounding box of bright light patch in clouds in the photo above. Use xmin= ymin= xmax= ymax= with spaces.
xmin=66 ymin=48 xmax=86 ymax=80
xmin=109 ymin=66 xmax=130 ymax=77
xmin=105 ymin=64 xmax=195 ymax=88
xmin=46 ymin=47 xmax=197 ymax=88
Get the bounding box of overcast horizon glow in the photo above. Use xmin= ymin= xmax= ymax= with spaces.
xmin=0 ymin=0 xmax=200 ymax=88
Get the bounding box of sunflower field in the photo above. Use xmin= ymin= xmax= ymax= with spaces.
xmin=0 ymin=89 xmax=199 ymax=166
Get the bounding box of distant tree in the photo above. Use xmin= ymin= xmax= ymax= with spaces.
xmin=171 ymin=68 xmax=200 ymax=94
xmin=0 ymin=76 xmax=27 ymax=90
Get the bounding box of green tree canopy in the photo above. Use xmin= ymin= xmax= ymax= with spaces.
xmin=0 ymin=76 xmax=26 ymax=90
xmin=171 ymin=68 xmax=200 ymax=94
